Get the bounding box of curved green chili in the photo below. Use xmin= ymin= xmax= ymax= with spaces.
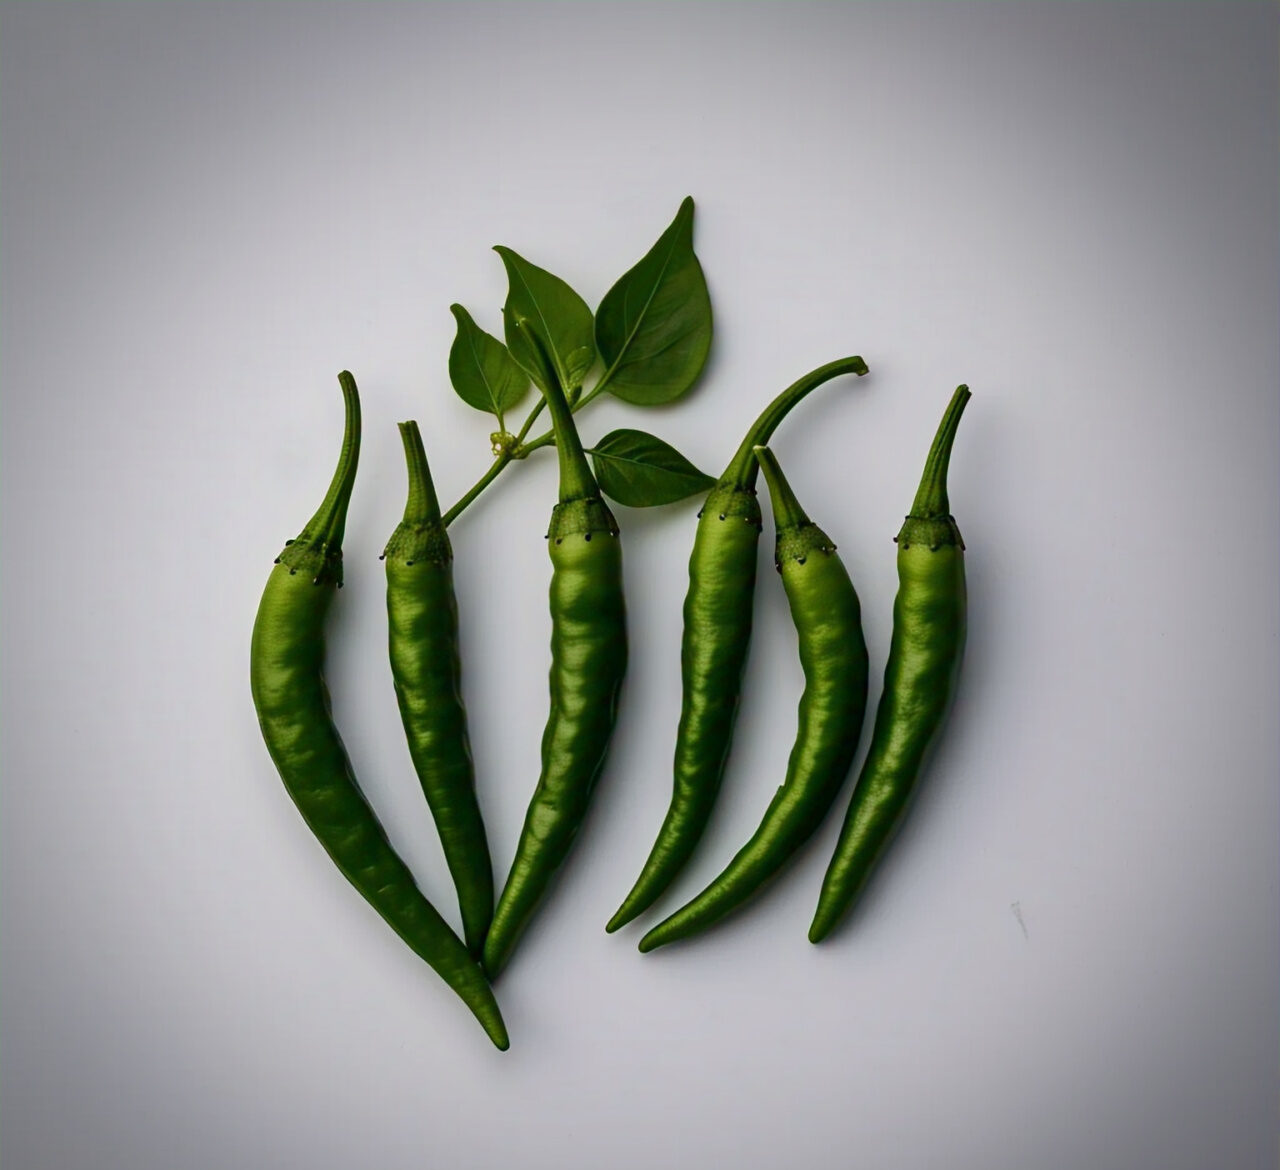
xmin=638 ymin=446 xmax=869 ymax=951
xmin=483 ymin=328 xmax=628 ymax=978
xmin=810 ymin=385 xmax=971 ymax=943
xmin=607 ymin=356 xmax=868 ymax=933
xmin=250 ymin=373 xmax=508 ymax=1049
xmin=383 ymin=420 xmax=493 ymax=959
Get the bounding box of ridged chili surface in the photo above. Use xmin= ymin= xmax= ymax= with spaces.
xmin=639 ymin=446 xmax=868 ymax=950
xmin=608 ymin=356 xmax=868 ymax=933
xmin=384 ymin=420 xmax=494 ymax=959
xmin=250 ymin=373 xmax=508 ymax=1049
xmin=810 ymin=385 xmax=970 ymax=942
xmin=484 ymin=327 xmax=628 ymax=978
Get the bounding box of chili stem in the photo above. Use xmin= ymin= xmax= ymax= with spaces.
xmin=910 ymin=384 xmax=970 ymax=518
xmin=516 ymin=372 xmax=612 ymax=456
xmin=752 ymin=446 xmax=811 ymax=530
xmin=441 ymin=449 xmax=511 ymax=528
xmin=302 ymin=371 xmax=361 ymax=547
xmin=397 ymin=420 xmax=443 ymax=525
xmin=524 ymin=333 xmax=596 ymax=502
xmin=442 ymin=358 xmax=620 ymax=525
xmin=723 ymin=356 xmax=868 ymax=491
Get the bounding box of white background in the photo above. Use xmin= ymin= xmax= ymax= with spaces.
xmin=2 ymin=5 xmax=1277 ymax=1168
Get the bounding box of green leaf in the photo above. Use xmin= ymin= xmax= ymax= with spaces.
xmin=587 ymin=429 xmax=716 ymax=507
xmin=448 ymin=304 xmax=531 ymax=424
xmin=494 ymin=246 xmax=596 ymax=396
xmin=594 ymin=196 xmax=713 ymax=406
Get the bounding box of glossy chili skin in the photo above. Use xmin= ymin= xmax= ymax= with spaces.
xmin=810 ymin=385 xmax=970 ymax=943
xmin=483 ymin=341 xmax=627 ymax=978
xmin=607 ymin=356 xmax=868 ymax=933
xmin=250 ymin=374 xmax=508 ymax=1050
xmin=384 ymin=420 xmax=493 ymax=959
xmin=638 ymin=446 xmax=868 ymax=951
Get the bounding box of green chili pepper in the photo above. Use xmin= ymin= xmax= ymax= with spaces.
xmin=250 ymin=373 xmax=508 ymax=1049
xmin=637 ymin=445 xmax=869 ymax=951
xmin=607 ymin=356 xmax=868 ymax=934
xmin=482 ymin=326 xmax=628 ymax=978
xmin=810 ymin=385 xmax=971 ymax=943
xmin=383 ymin=420 xmax=494 ymax=959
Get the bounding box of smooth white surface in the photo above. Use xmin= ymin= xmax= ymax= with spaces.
xmin=2 ymin=5 xmax=1277 ymax=1169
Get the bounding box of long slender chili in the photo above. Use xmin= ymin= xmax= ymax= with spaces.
xmin=250 ymin=374 xmax=508 ymax=1049
xmin=810 ymin=385 xmax=971 ymax=943
xmin=638 ymin=446 xmax=869 ymax=951
xmin=384 ymin=420 xmax=493 ymax=958
xmin=607 ymin=356 xmax=869 ymax=933
xmin=483 ymin=326 xmax=628 ymax=978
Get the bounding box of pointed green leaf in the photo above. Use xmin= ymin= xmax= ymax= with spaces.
xmin=595 ymin=196 xmax=713 ymax=406
xmin=587 ymin=429 xmax=716 ymax=507
xmin=448 ymin=304 xmax=531 ymax=423
xmin=494 ymin=246 xmax=596 ymax=396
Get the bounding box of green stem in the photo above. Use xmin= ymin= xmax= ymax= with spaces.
xmin=516 ymin=374 xmax=610 ymax=457
xmin=524 ymin=332 xmax=596 ymax=502
xmin=752 ymin=446 xmax=811 ymax=530
xmin=909 ymin=384 xmax=971 ymax=518
xmin=443 ymin=356 xmax=616 ymax=524
xmin=302 ymin=370 xmax=362 ymax=546
xmin=441 ymin=449 xmax=511 ymax=528
xmin=514 ymin=398 xmax=547 ymax=445
xmin=723 ymin=356 xmax=868 ymax=491
xmin=397 ymin=420 xmax=442 ymax=525
xmin=517 ymin=430 xmax=555 ymax=457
